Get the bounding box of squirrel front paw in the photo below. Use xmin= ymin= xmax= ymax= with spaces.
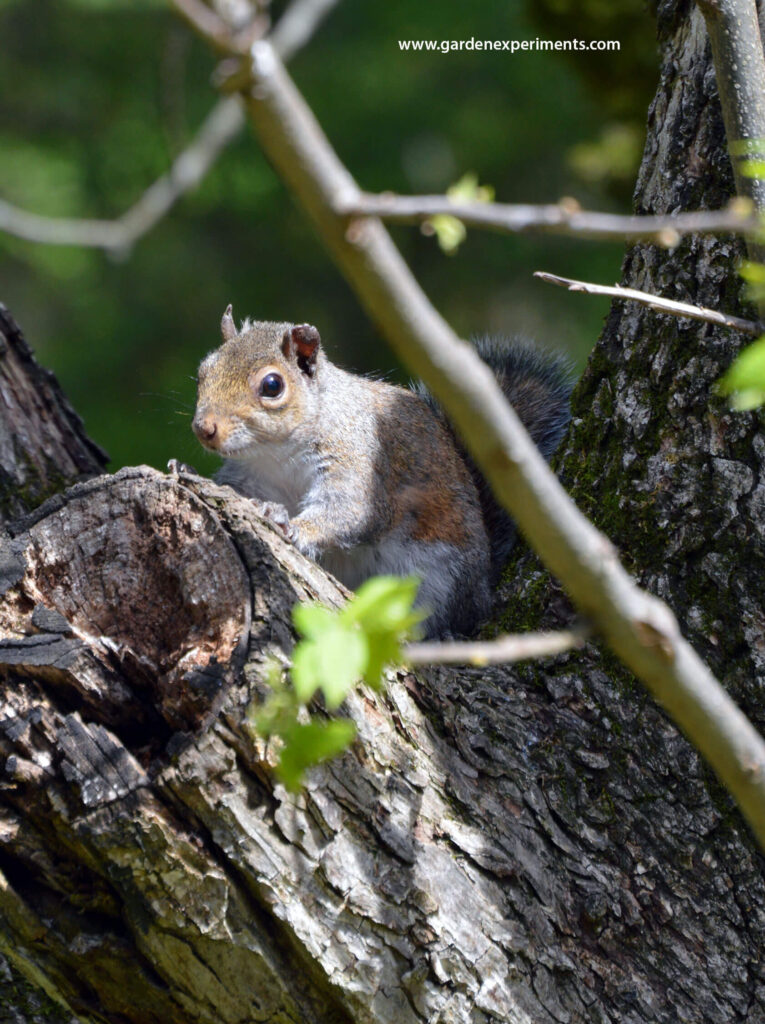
xmin=256 ymin=500 xmax=295 ymax=542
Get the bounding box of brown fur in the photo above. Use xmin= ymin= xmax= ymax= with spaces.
xmin=193 ymin=315 xmax=570 ymax=636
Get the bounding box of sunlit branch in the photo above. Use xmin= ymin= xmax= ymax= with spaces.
xmin=336 ymin=191 xmax=762 ymax=245
xmin=405 ymin=627 xmax=589 ymax=667
xmin=535 ymin=271 xmax=763 ymax=335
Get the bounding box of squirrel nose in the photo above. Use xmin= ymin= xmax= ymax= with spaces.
xmin=193 ymin=413 xmax=218 ymax=447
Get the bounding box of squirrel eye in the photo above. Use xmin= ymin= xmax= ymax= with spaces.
xmin=259 ymin=372 xmax=285 ymax=399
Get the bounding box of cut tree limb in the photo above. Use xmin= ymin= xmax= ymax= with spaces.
xmin=404 ymin=626 xmax=589 ymax=666
xmin=0 ymin=463 xmax=760 ymax=1023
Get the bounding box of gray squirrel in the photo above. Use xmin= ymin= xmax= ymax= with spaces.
xmin=192 ymin=308 xmax=572 ymax=637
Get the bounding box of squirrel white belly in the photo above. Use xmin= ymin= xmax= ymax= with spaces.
xmin=192 ymin=308 xmax=571 ymax=638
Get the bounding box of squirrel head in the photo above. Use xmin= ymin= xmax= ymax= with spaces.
xmin=192 ymin=306 xmax=324 ymax=457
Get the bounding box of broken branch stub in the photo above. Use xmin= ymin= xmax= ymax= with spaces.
xmin=2 ymin=467 xmax=252 ymax=745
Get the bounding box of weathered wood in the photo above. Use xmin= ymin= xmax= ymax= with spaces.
xmin=0 ymin=466 xmax=355 ymax=1024
xmin=0 ymin=305 xmax=108 ymax=523
xmin=0 ymin=459 xmax=762 ymax=1023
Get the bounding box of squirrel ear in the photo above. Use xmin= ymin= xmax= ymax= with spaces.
xmin=221 ymin=304 xmax=237 ymax=342
xmin=282 ymin=324 xmax=321 ymax=377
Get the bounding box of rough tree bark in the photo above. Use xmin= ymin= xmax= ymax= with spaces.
xmin=0 ymin=306 xmax=107 ymax=523
xmin=1 ymin=4 xmax=765 ymax=1024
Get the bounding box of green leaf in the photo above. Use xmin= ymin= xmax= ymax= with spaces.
xmin=363 ymin=631 xmax=405 ymax=689
xmin=423 ymin=173 xmax=494 ymax=254
xmin=729 ymin=387 xmax=765 ymax=412
xmin=290 ymin=639 xmax=324 ymax=703
xmin=719 ymin=334 xmax=765 ymax=409
xmin=428 ymin=214 xmax=467 ymax=255
xmin=446 ymin=171 xmax=495 ymax=204
xmin=315 ymin=625 xmax=368 ymax=708
xmin=739 ymin=260 xmax=765 ymax=303
xmin=278 ymin=719 xmax=357 ymax=791
xmin=292 ymin=602 xmax=337 ymax=639
xmin=343 ymin=575 xmax=423 ymax=633
xmin=739 ymin=261 xmax=765 ymax=284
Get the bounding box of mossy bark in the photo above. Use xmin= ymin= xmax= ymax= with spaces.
xmin=502 ymin=1 xmax=765 ymax=725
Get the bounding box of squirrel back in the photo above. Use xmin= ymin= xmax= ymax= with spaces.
xmin=412 ymin=335 xmax=572 ymax=581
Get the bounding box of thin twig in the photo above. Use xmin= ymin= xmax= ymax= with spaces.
xmin=0 ymin=0 xmax=337 ymax=258
xmin=534 ymin=271 xmax=763 ymax=335
xmin=336 ymin=191 xmax=762 ymax=245
xmin=176 ymin=28 xmax=765 ymax=848
xmin=0 ymin=97 xmax=245 ymax=256
xmin=0 ymin=0 xmax=338 ymax=255
xmin=405 ymin=627 xmax=589 ymax=667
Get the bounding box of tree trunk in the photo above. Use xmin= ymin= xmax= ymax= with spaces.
xmin=0 ymin=305 xmax=108 ymax=525
xmin=1 ymin=3 xmax=765 ymax=1023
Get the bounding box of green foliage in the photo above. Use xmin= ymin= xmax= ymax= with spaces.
xmin=719 ymin=260 xmax=765 ymax=410
xmin=719 ymin=333 xmax=765 ymax=411
xmin=249 ymin=575 xmax=423 ymax=791
xmin=568 ymin=122 xmax=644 ymax=187
xmin=740 ymin=260 xmax=765 ymax=304
xmin=425 ymin=172 xmax=494 ymax=255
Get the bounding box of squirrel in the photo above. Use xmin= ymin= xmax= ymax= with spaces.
xmin=192 ymin=307 xmax=572 ymax=638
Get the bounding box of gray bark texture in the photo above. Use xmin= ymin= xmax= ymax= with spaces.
xmin=0 ymin=306 xmax=108 ymax=523
xmin=1 ymin=3 xmax=765 ymax=1024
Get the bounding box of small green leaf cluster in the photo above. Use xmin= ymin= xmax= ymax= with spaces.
xmin=720 ymin=262 xmax=765 ymax=411
xmin=718 ymin=142 xmax=765 ymax=412
xmin=425 ymin=172 xmax=495 ymax=255
xmin=249 ymin=576 xmax=423 ymax=792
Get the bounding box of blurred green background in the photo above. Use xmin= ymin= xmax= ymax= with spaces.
xmin=0 ymin=0 xmax=658 ymax=473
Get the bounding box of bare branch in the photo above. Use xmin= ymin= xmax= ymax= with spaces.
xmin=0 ymin=0 xmax=339 ymax=255
xmin=0 ymin=96 xmax=245 ymax=256
xmin=534 ymin=270 xmax=763 ymax=335
xmin=173 ymin=24 xmax=765 ymax=848
xmin=271 ymin=0 xmax=340 ymax=60
xmin=697 ymin=0 xmax=765 ymax=261
xmin=172 ymin=0 xmax=238 ymax=51
xmin=404 ymin=627 xmax=589 ymax=667
xmin=336 ymin=191 xmax=762 ymax=245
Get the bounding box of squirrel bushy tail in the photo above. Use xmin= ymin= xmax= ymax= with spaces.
xmin=413 ymin=335 xmax=573 ymax=582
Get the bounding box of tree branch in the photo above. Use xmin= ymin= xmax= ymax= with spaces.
xmin=405 ymin=627 xmax=589 ymax=666
xmin=0 ymin=97 xmax=245 ymax=256
xmin=336 ymin=191 xmax=762 ymax=245
xmin=172 ymin=23 xmax=765 ymax=848
xmin=172 ymin=0 xmax=239 ymax=51
xmin=0 ymin=0 xmax=338 ymax=255
xmin=270 ymin=0 xmax=340 ymax=58
xmin=697 ymin=0 xmax=765 ymax=261
xmin=534 ymin=270 xmax=763 ymax=335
